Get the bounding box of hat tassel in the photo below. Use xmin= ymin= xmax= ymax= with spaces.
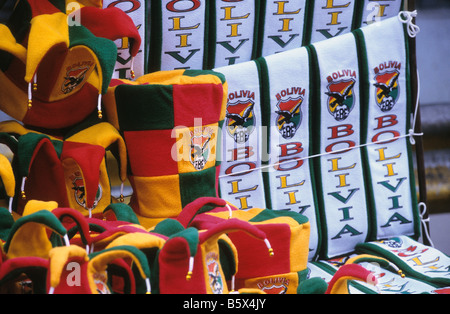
xmin=119 ymin=182 xmax=125 ymax=203
xmin=64 ymin=234 xmax=71 ymax=247
xmin=97 ymin=94 xmax=103 ymax=119
xmin=27 ymin=74 xmax=37 ymax=110
xmin=146 ymin=278 xmax=151 ymax=294
xmin=20 ymin=177 xmax=26 ymax=199
xmin=8 ymin=197 xmax=13 ymax=214
xmin=130 ymin=57 xmax=135 ymax=79
xmin=264 ymin=238 xmax=274 ymax=257
xmin=230 ymin=275 xmax=236 ymax=293
xmin=186 ymin=256 xmax=194 ymax=281
xmin=226 ymin=204 xmax=233 ymax=219
xmin=27 ymin=83 xmax=32 ymax=109
xmin=389 ymin=262 xmax=406 ymax=278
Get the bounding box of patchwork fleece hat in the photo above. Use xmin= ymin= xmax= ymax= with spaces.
xmin=0 ymin=10 xmax=117 ymax=129
xmin=47 ymin=245 xmax=152 ymax=294
xmin=156 ymin=219 xmax=273 ymax=294
xmin=104 ymin=70 xmax=227 ymax=228
xmin=14 ymin=132 xmax=68 ymax=215
xmin=0 ymin=121 xmax=126 ymax=218
xmin=177 ymin=197 xmax=311 ymax=294
xmin=64 ymin=122 xmax=128 ymax=210
xmin=2 ymin=209 xmax=68 ymax=260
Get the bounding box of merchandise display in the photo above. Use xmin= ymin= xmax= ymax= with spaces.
xmin=0 ymin=0 xmax=448 ymax=295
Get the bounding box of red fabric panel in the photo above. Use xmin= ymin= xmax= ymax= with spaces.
xmin=124 ymin=129 xmax=178 ymax=177
xmin=158 ymin=238 xmax=206 ymax=294
xmin=80 ymin=7 xmax=142 ymax=57
xmin=61 ymin=142 xmax=105 ymax=209
xmin=22 ymin=83 xmax=98 ymax=129
xmin=173 ymin=84 xmax=224 ymax=127
xmin=227 ymin=223 xmax=291 ymax=278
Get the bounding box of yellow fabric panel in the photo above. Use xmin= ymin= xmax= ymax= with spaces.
xmin=0 ymin=154 xmax=15 ymax=198
xmin=22 ymin=200 xmax=58 ymax=216
xmin=6 ymin=221 xmax=54 ymax=259
xmin=135 ymin=70 xmax=224 ymax=87
xmin=106 ymin=232 xmax=166 ymax=251
xmin=26 ymin=13 xmax=69 ymax=83
xmin=129 ymin=174 xmax=182 ymax=219
xmin=0 ymin=24 xmax=27 ymax=63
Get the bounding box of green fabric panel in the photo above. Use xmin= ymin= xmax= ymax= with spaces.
xmin=104 ymin=203 xmax=140 ymax=225
xmin=153 ymin=218 xmax=185 ymax=237
xmin=298 ymin=276 xmax=328 ymax=294
xmin=218 ymin=238 xmax=236 ymax=281
xmin=249 ymin=208 xmax=309 ymax=225
xmin=302 ymin=0 xmax=315 ymax=46
xmin=0 ymin=207 xmax=14 ymax=241
xmin=251 ymin=0 xmax=261 ymax=60
xmin=205 ymin=0 xmax=216 ymax=70
xmin=17 ymin=132 xmax=51 ymax=177
xmin=168 ymin=227 xmax=199 ymax=257
xmin=51 ymin=139 xmax=63 ymax=158
xmin=68 ymin=25 xmax=117 ymax=94
xmin=179 ymin=166 xmax=217 ymax=208
xmin=115 ymin=84 xmax=174 ymax=131
xmin=183 ymin=69 xmax=226 ymax=85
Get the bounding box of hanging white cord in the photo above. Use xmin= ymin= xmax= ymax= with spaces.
xmin=398 ymin=11 xmax=421 ymax=38
xmin=419 ymin=202 xmax=434 ymax=248
xmin=130 ymin=57 xmax=136 ymax=79
xmin=64 ymin=234 xmax=71 ymax=247
xmin=186 ymin=256 xmax=194 ymax=280
xmin=145 ymin=278 xmax=152 ymax=294
xmin=226 ymin=203 xmax=233 ymax=219
xmin=120 ymin=182 xmax=125 ymax=202
xmin=20 ymin=177 xmax=26 ymax=199
xmin=8 ymin=197 xmax=13 ymax=214
xmin=27 ymin=82 xmax=32 ymax=109
xmin=97 ymin=94 xmax=103 ymax=119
